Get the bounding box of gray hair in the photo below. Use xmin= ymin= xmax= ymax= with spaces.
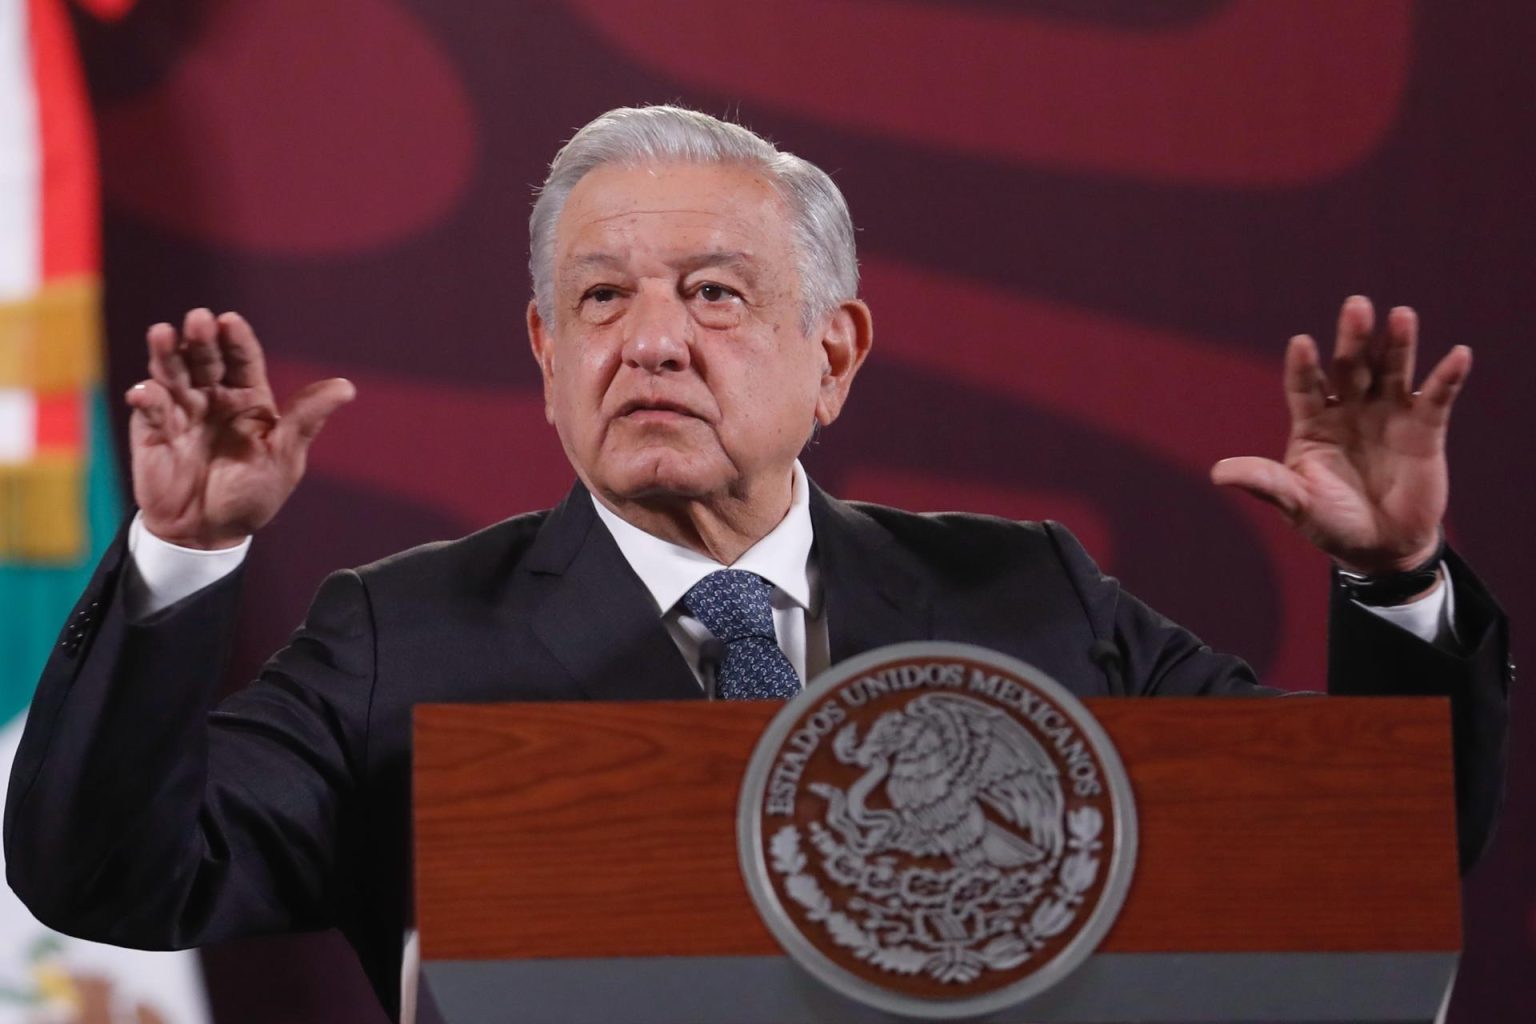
xmin=529 ymin=105 xmax=859 ymax=330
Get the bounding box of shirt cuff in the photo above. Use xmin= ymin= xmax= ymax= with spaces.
xmin=125 ymin=512 xmax=251 ymax=619
xmin=1355 ymin=563 xmax=1457 ymax=647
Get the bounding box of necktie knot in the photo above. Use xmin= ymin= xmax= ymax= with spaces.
xmin=680 ymin=570 xmax=800 ymax=700
xmin=681 ymin=569 xmax=777 ymax=643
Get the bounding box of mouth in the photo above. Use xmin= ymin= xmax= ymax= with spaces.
xmin=615 ymin=399 xmax=703 ymax=422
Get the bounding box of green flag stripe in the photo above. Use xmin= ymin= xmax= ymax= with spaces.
xmin=0 ymin=388 xmax=123 ymax=724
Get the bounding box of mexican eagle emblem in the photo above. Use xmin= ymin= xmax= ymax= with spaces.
xmin=740 ymin=644 xmax=1136 ymax=1018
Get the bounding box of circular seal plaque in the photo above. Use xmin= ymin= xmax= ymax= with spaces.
xmin=738 ymin=642 xmax=1137 ymax=1018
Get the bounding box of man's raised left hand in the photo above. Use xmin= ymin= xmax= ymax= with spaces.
xmin=1211 ymin=295 xmax=1472 ymax=580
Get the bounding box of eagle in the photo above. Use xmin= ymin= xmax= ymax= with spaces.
xmin=818 ymin=693 xmax=1064 ymax=869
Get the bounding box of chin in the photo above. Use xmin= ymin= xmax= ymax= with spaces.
xmin=593 ymin=449 xmax=733 ymax=504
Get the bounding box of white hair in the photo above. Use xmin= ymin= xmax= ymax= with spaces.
xmin=529 ymin=105 xmax=859 ymax=330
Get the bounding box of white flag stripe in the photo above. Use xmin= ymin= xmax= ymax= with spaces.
xmin=0 ymin=0 xmax=40 ymax=302
xmin=0 ymin=387 xmax=35 ymax=463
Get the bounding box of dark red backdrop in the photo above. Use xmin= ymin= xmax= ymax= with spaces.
xmin=71 ymin=1 xmax=1534 ymax=1020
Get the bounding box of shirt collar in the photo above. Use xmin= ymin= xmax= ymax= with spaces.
xmin=590 ymin=461 xmax=815 ymax=615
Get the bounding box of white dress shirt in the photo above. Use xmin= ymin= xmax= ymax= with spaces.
xmin=125 ymin=517 xmax=251 ymax=617
xmin=589 ymin=460 xmax=827 ymax=689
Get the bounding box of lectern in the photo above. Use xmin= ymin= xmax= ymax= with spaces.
xmin=414 ymin=697 xmax=1459 ymax=1023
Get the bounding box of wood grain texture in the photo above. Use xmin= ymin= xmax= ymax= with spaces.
xmin=414 ymin=698 xmax=1459 ymax=960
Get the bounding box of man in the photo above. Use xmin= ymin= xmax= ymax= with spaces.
xmin=4 ymin=106 xmax=1510 ymax=1022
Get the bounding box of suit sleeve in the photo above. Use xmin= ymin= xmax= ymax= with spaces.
xmin=1043 ymin=520 xmax=1511 ymax=871
xmin=1326 ymin=547 xmax=1510 ymax=870
xmin=1043 ymin=521 xmax=1274 ymax=698
xmin=4 ymin=518 xmax=377 ymax=948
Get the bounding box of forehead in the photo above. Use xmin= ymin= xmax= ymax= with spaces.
xmin=555 ymin=161 xmax=796 ymax=274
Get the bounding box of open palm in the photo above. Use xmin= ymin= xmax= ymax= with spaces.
xmin=1212 ymin=297 xmax=1470 ymax=576
xmin=128 ymin=308 xmax=355 ymax=549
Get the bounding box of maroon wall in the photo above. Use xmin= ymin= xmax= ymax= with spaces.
xmin=72 ymin=1 xmax=1535 ymax=1020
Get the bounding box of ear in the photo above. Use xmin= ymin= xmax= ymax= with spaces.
xmin=527 ymin=299 xmax=557 ymax=425
xmin=814 ymin=299 xmax=873 ymax=427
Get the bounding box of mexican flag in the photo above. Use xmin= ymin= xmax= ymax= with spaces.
xmin=0 ymin=2 xmax=209 ymax=1021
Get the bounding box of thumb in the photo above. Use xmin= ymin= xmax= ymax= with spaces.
xmin=276 ymin=378 xmax=356 ymax=451
xmin=1210 ymin=456 xmax=1307 ymax=520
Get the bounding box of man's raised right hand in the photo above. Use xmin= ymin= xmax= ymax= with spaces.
xmin=126 ymin=308 xmax=355 ymax=550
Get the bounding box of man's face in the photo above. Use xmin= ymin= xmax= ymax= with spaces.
xmin=529 ymin=161 xmax=863 ymax=510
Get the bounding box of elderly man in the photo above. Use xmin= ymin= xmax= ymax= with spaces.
xmin=5 ymin=106 xmax=1509 ymax=1022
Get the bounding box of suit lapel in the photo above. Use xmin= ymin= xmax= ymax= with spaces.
xmin=525 ymin=479 xmax=932 ymax=698
xmin=809 ymin=482 xmax=934 ymax=664
xmin=528 ymin=484 xmax=701 ymax=701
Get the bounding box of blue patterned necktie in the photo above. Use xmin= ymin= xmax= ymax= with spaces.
xmin=681 ymin=570 xmax=802 ymax=700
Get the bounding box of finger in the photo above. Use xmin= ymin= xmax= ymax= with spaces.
xmin=275 ymin=378 xmax=357 ymax=450
xmin=216 ymin=311 xmax=270 ymax=390
xmin=146 ymin=321 xmax=193 ymax=398
xmin=1210 ymin=456 xmax=1309 ymax=520
xmin=125 ymin=379 xmax=177 ymax=439
xmin=1282 ymin=334 xmax=1330 ymax=426
xmin=1414 ymin=344 xmax=1472 ymax=431
xmin=1329 ymin=295 xmax=1375 ymax=402
xmin=181 ymin=307 xmax=226 ymax=388
xmin=1375 ymin=305 xmax=1418 ymax=401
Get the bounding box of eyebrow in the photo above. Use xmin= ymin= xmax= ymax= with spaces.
xmin=679 ymin=250 xmax=760 ymax=283
xmin=565 ymin=250 xmax=762 ymax=284
xmin=566 ymin=252 xmax=628 ymax=275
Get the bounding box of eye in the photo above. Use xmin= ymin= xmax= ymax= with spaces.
xmin=583 ymin=286 xmax=621 ymax=304
xmin=695 ymin=282 xmax=738 ymax=303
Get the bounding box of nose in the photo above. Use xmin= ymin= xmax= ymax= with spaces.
xmin=621 ymin=283 xmax=691 ymax=374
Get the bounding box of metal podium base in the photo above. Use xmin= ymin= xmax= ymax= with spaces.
xmin=424 ymin=950 xmax=1457 ymax=1024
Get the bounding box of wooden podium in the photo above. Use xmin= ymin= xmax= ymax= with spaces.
xmin=413 ymin=697 xmax=1461 ymax=1023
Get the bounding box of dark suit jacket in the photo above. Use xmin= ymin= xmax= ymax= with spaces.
xmin=4 ymin=482 xmax=1511 ymax=1021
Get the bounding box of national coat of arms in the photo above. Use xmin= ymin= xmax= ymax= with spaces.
xmin=739 ymin=643 xmax=1136 ymax=1018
